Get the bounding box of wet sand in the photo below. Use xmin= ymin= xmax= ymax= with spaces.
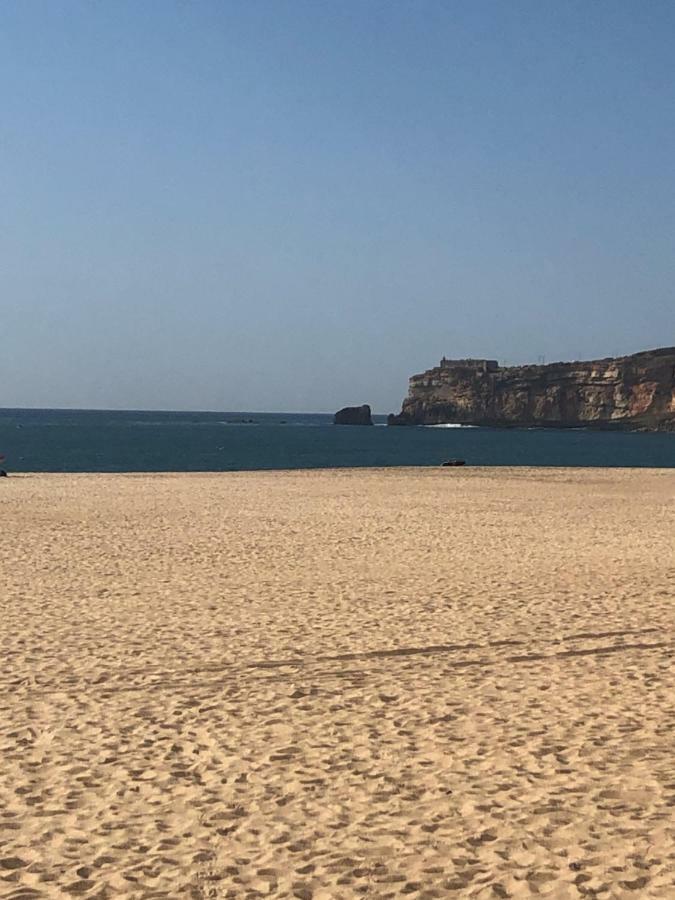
xmin=1 ymin=468 xmax=674 ymax=898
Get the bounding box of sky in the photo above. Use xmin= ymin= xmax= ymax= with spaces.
xmin=1 ymin=1 xmax=674 ymax=413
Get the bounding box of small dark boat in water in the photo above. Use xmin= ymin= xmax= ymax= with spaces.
xmin=441 ymin=459 xmax=466 ymax=467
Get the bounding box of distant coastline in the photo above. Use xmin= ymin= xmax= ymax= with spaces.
xmin=388 ymin=347 xmax=675 ymax=432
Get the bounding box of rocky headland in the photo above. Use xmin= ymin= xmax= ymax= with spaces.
xmin=388 ymin=347 xmax=675 ymax=431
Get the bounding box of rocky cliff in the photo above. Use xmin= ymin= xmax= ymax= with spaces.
xmin=387 ymin=348 xmax=675 ymax=431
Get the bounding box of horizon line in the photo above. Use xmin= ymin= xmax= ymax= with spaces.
xmin=0 ymin=405 xmax=390 ymax=417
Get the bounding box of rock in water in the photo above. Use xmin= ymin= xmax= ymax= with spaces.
xmin=388 ymin=348 xmax=675 ymax=431
xmin=334 ymin=404 xmax=373 ymax=426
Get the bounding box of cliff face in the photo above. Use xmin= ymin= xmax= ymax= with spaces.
xmin=388 ymin=348 xmax=675 ymax=431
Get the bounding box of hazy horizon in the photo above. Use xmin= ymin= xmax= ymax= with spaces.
xmin=1 ymin=340 xmax=673 ymax=416
xmin=3 ymin=1 xmax=674 ymax=412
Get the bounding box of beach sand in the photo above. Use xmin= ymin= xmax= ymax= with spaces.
xmin=1 ymin=467 xmax=674 ymax=898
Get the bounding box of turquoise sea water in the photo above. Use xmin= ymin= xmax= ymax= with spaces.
xmin=0 ymin=408 xmax=673 ymax=471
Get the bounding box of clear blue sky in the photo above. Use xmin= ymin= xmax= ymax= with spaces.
xmin=2 ymin=1 xmax=674 ymax=412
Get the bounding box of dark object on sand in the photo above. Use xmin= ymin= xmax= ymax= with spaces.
xmin=441 ymin=459 xmax=466 ymax=467
xmin=0 ymin=470 xmax=7 ymax=477
xmin=334 ymin=404 xmax=373 ymax=426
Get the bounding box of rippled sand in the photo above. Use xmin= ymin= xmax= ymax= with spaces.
xmin=1 ymin=468 xmax=674 ymax=898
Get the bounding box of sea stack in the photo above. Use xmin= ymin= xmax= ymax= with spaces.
xmin=334 ymin=404 xmax=373 ymax=426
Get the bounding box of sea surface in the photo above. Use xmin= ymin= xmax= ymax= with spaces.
xmin=1 ymin=408 xmax=674 ymax=472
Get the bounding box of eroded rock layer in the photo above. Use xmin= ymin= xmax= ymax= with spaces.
xmin=388 ymin=348 xmax=675 ymax=430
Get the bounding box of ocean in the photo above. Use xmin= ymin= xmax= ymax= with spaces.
xmin=0 ymin=408 xmax=673 ymax=472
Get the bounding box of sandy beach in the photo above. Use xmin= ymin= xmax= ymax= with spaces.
xmin=1 ymin=467 xmax=674 ymax=898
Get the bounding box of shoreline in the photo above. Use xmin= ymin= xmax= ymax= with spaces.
xmin=5 ymin=463 xmax=675 ymax=475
